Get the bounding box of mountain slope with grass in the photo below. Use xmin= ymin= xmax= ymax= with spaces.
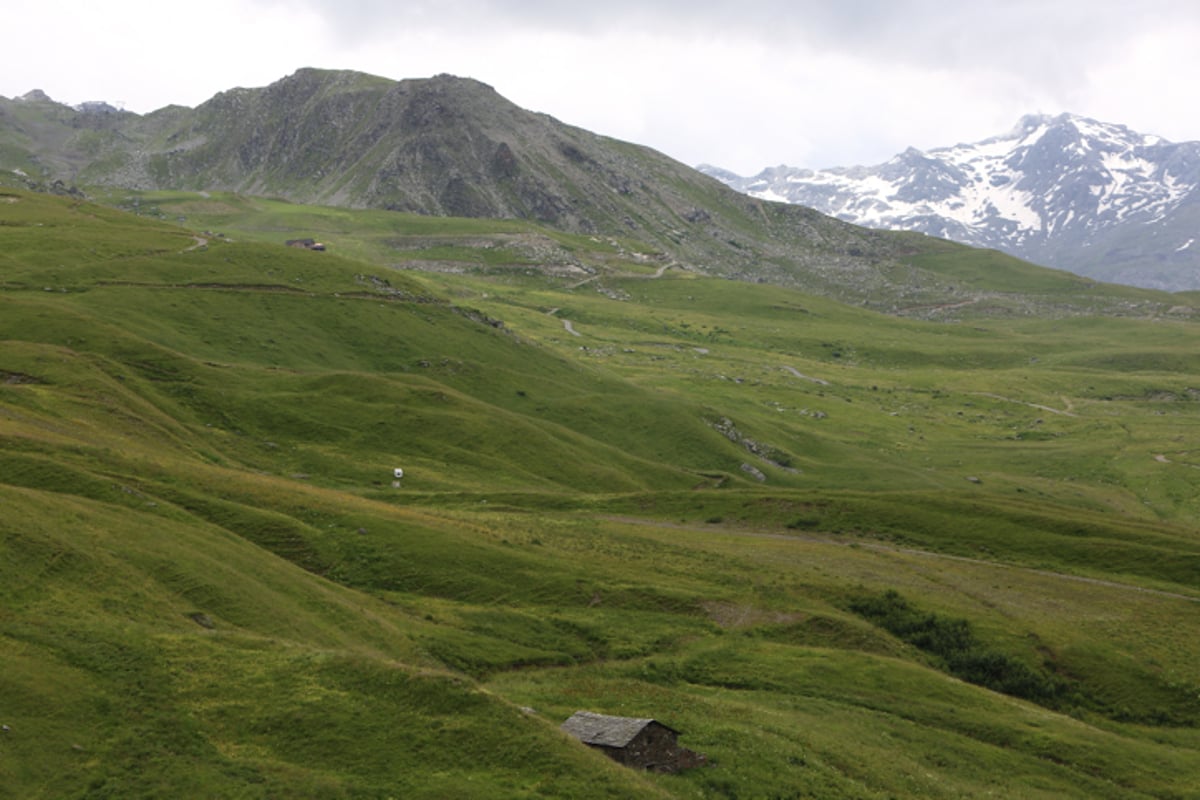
xmin=6 ymin=69 xmax=1185 ymax=316
xmin=3 ymin=188 xmax=1200 ymax=797
xmin=1 ymin=70 xmax=896 ymax=294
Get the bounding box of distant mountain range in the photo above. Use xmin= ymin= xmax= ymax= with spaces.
xmin=701 ymin=114 xmax=1200 ymax=291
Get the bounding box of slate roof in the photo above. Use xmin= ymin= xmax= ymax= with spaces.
xmin=560 ymin=711 xmax=676 ymax=748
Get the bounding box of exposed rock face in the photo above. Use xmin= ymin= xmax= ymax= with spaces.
xmin=713 ymin=417 xmax=796 ymax=477
xmin=740 ymin=463 xmax=767 ymax=482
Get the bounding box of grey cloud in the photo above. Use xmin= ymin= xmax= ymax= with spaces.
xmin=238 ymin=0 xmax=1200 ymax=168
xmin=269 ymin=0 xmax=1200 ymax=62
xmin=259 ymin=0 xmax=1200 ymax=113
xmin=279 ymin=0 xmax=1172 ymax=107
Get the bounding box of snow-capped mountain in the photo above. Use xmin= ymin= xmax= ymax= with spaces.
xmin=701 ymin=114 xmax=1200 ymax=291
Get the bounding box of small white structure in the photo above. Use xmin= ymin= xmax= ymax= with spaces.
xmin=393 ymin=468 xmax=405 ymax=479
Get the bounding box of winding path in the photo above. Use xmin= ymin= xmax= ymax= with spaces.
xmin=782 ymin=366 xmax=830 ymax=385
xmin=971 ymin=392 xmax=1076 ymax=417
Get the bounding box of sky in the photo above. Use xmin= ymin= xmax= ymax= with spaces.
xmin=6 ymin=1 xmax=1200 ymax=175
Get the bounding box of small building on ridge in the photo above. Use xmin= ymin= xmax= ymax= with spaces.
xmin=560 ymin=711 xmax=707 ymax=773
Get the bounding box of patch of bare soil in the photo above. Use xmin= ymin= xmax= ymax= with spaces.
xmin=2 ymin=371 xmax=42 ymax=385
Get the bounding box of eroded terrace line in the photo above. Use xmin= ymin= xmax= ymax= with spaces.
xmin=602 ymin=515 xmax=1199 ymax=604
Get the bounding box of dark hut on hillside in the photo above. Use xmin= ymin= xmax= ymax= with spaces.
xmin=560 ymin=711 xmax=707 ymax=773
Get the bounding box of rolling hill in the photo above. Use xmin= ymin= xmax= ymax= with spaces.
xmin=3 ymin=187 xmax=1200 ymax=797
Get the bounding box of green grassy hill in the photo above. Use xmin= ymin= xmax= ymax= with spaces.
xmin=3 ymin=188 xmax=1200 ymax=798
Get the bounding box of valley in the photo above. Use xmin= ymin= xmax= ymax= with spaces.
xmin=2 ymin=185 xmax=1200 ymax=797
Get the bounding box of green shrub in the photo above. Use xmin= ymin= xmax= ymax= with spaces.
xmin=848 ymin=590 xmax=1069 ymax=705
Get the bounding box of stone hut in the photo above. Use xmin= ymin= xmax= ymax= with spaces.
xmin=560 ymin=711 xmax=707 ymax=773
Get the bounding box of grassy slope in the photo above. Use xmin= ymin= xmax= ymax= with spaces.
xmin=3 ymin=188 xmax=1200 ymax=797
xmin=98 ymin=188 xmax=1190 ymax=318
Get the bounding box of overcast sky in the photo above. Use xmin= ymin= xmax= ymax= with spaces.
xmin=6 ymin=1 xmax=1200 ymax=174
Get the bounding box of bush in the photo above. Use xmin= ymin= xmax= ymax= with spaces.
xmin=848 ymin=590 xmax=1069 ymax=705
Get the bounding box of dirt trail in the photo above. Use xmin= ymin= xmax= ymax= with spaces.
xmin=900 ymin=297 xmax=981 ymax=314
xmin=546 ymin=308 xmax=583 ymax=337
xmin=971 ymin=392 xmax=1077 ymax=417
xmin=782 ymin=366 xmax=830 ymax=385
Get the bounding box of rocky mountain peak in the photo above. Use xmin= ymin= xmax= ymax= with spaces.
xmin=75 ymin=101 xmax=122 ymax=114
xmin=18 ymin=89 xmax=55 ymax=103
xmin=703 ymin=114 xmax=1200 ymax=291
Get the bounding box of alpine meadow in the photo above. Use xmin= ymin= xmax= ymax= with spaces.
xmin=2 ymin=70 xmax=1200 ymax=798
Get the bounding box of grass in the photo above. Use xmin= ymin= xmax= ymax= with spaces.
xmin=2 ymin=187 xmax=1200 ymax=797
